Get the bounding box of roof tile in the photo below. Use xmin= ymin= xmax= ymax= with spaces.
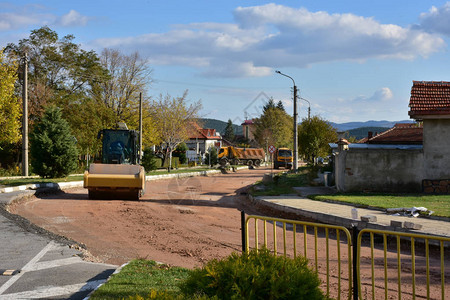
xmin=409 ymin=81 xmax=450 ymax=117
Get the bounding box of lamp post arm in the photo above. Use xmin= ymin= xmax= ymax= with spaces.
xmin=300 ymin=97 xmax=311 ymax=120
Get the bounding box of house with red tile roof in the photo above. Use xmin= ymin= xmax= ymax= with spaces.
xmin=364 ymin=123 xmax=423 ymax=145
xmin=409 ymin=81 xmax=450 ymax=192
xmin=185 ymin=123 xmax=222 ymax=161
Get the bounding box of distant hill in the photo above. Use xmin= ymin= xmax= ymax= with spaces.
xmin=330 ymin=120 xmax=413 ymax=132
xmin=198 ymin=118 xmax=412 ymax=140
xmin=199 ymin=118 xmax=243 ymax=136
xmin=345 ymin=126 xmax=390 ymax=140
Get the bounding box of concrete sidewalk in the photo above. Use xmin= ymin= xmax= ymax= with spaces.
xmin=251 ymin=186 xmax=450 ymax=239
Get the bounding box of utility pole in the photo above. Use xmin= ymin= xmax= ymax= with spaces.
xmin=276 ymin=70 xmax=299 ymax=172
xmin=22 ymin=53 xmax=28 ymax=176
xmin=293 ymin=85 xmax=298 ymax=172
xmin=139 ymin=92 xmax=143 ymax=164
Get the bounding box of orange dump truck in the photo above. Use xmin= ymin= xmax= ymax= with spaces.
xmin=273 ymin=147 xmax=293 ymax=169
xmin=218 ymin=146 xmax=265 ymax=167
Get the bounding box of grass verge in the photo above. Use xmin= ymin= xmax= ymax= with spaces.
xmin=311 ymin=193 xmax=450 ymax=218
xmin=0 ymin=168 xmax=217 ymax=187
xmin=89 ymin=260 xmax=191 ymax=299
xmin=0 ymin=176 xmax=84 ymax=187
xmin=251 ymin=167 xmax=309 ymax=196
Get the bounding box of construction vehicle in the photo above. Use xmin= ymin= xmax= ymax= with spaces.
xmin=83 ymin=125 xmax=145 ymax=200
xmin=218 ymin=146 xmax=265 ymax=167
xmin=273 ymin=147 xmax=293 ymax=169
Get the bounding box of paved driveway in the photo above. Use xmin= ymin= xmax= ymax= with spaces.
xmin=0 ymin=191 xmax=117 ymax=299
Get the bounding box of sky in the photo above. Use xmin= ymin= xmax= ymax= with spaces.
xmin=1 ymin=1 xmax=450 ymax=125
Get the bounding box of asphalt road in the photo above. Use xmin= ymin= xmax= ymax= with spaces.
xmin=0 ymin=191 xmax=117 ymax=300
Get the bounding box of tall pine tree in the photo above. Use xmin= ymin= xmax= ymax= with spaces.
xmin=224 ymin=119 xmax=235 ymax=141
xmin=276 ymin=100 xmax=285 ymax=112
xmin=30 ymin=106 xmax=78 ymax=178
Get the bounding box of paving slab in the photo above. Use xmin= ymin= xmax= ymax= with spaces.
xmin=252 ymin=193 xmax=450 ymax=238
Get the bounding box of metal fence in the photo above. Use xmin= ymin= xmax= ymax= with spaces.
xmin=242 ymin=212 xmax=450 ymax=300
xmin=243 ymin=213 xmax=353 ymax=300
xmin=356 ymin=228 xmax=450 ymax=300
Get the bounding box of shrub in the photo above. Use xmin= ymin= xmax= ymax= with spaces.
xmin=29 ymin=106 xmax=78 ymax=178
xmin=204 ymin=147 xmax=218 ymax=166
xmin=142 ymin=148 xmax=158 ymax=171
xmin=173 ymin=143 xmax=188 ymax=165
xmin=179 ymin=248 xmax=326 ymax=300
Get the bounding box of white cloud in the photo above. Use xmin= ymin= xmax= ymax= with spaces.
xmin=57 ymin=10 xmax=89 ymax=27
xmin=316 ymin=87 xmax=397 ymax=122
xmin=90 ymin=4 xmax=444 ymax=78
xmin=353 ymin=87 xmax=393 ymax=102
xmin=0 ymin=12 xmax=43 ymax=31
xmin=0 ymin=6 xmax=90 ymax=32
xmin=418 ymin=2 xmax=450 ymax=36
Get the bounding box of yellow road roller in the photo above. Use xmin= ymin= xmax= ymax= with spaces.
xmin=84 ymin=127 xmax=145 ymax=200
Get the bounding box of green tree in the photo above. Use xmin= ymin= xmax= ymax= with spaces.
xmin=0 ymin=49 xmax=21 ymax=146
xmin=223 ymin=119 xmax=235 ymax=141
xmin=152 ymin=91 xmax=202 ymax=170
xmin=173 ymin=142 xmax=188 ymax=164
xmin=141 ymin=147 xmax=158 ymax=171
xmin=30 ymin=106 xmax=78 ymax=178
xmin=204 ymin=146 xmax=218 ymax=166
xmin=276 ymin=100 xmax=285 ymax=112
xmin=298 ymin=115 xmax=337 ymax=162
xmin=253 ymin=107 xmax=293 ymax=148
xmin=6 ymin=26 xmax=116 ymax=158
xmin=6 ymin=26 xmax=107 ymax=124
xmin=262 ymin=97 xmax=276 ymax=113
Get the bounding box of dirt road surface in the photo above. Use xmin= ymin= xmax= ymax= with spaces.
xmin=9 ymin=167 xmax=448 ymax=299
xmin=10 ymin=167 xmax=278 ymax=269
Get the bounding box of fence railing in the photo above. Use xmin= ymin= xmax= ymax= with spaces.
xmin=243 ymin=213 xmax=353 ymax=300
xmin=356 ymin=228 xmax=450 ymax=300
xmin=242 ymin=212 xmax=450 ymax=300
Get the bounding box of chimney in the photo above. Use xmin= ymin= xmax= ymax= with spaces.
xmin=368 ymin=131 xmax=373 ymax=139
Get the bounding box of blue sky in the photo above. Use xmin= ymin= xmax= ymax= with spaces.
xmin=1 ymin=1 xmax=450 ymax=125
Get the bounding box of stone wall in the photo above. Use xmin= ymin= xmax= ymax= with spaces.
xmin=334 ymin=145 xmax=423 ymax=193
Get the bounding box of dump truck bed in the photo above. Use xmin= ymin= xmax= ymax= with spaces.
xmin=234 ymin=148 xmax=265 ymax=160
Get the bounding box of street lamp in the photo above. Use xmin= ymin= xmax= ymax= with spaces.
xmin=275 ymin=70 xmax=298 ymax=172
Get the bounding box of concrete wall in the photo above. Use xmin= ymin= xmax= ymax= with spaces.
xmin=335 ymin=147 xmax=423 ymax=193
xmin=423 ymin=119 xmax=450 ymax=180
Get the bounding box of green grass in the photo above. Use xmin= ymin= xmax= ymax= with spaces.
xmin=89 ymin=259 xmax=191 ymax=299
xmin=0 ymin=175 xmax=84 ymax=187
xmin=311 ymin=193 xmax=450 ymax=218
xmin=251 ymin=167 xmax=309 ymax=196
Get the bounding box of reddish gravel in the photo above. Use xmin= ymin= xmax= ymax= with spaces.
xmin=10 ymin=167 xmax=275 ymax=268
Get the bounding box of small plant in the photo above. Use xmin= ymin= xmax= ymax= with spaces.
xmin=142 ymin=148 xmax=158 ymax=171
xmin=179 ymin=248 xmax=327 ymax=300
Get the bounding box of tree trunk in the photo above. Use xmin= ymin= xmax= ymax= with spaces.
xmin=168 ymin=149 xmax=172 ymax=172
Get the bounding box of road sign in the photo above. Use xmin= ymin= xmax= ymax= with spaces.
xmin=268 ymin=145 xmax=276 ymax=154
